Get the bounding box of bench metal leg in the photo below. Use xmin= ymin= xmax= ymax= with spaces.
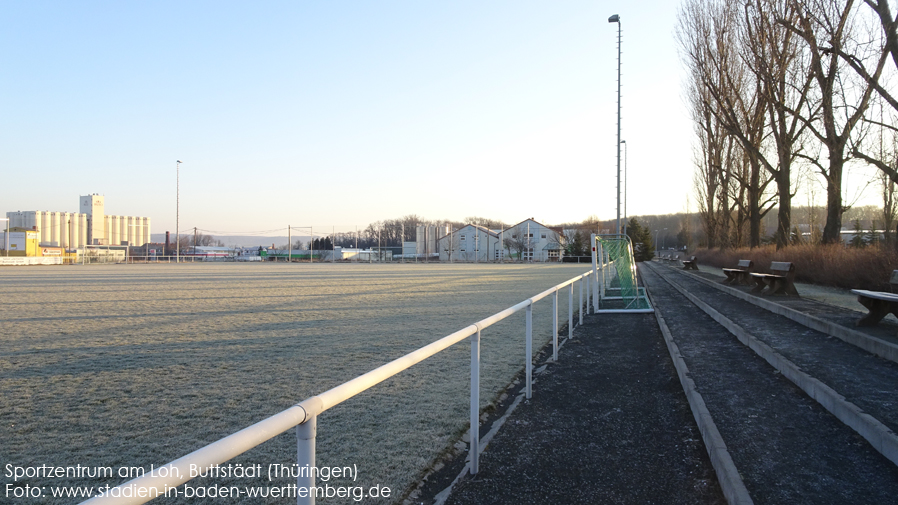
xmin=784 ymin=281 xmax=799 ymax=296
xmin=856 ymin=297 xmax=897 ymax=326
xmin=750 ymin=277 xmax=767 ymax=294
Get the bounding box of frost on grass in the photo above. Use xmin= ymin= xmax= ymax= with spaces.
xmin=0 ymin=263 xmax=588 ymax=503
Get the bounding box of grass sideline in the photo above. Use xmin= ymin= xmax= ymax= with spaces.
xmin=692 ymin=244 xmax=898 ymax=291
xmin=1 ymin=263 xmax=586 ymax=505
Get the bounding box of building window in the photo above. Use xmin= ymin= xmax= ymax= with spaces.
xmin=460 ymin=234 xmax=466 ymax=241
xmin=512 ymin=234 xmax=517 ymax=239
xmin=541 ymin=234 xmax=547 ymax=239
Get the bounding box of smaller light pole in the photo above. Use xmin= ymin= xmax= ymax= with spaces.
xmin=621 ymin=139 xmax=627 ymax=237
xmin=176 ymin=160 xmax=182 ymax=264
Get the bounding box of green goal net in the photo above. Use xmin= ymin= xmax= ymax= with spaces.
xmin=596 ymin=235 xmax=652 ymax=311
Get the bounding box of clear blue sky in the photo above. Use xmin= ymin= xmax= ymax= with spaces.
xmin=2 ymin=1 xmax=700 ymax=235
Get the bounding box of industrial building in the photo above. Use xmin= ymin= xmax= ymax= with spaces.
xmin=4 ymin=194 xmax=150 ymax=250
xmin=416 ymin=224 xmax=450 ymax=258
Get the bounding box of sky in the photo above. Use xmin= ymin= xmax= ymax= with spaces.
xmin=1 ymin=1 xmax=879 ymax=237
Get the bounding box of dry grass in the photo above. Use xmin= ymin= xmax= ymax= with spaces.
xmin=693 ymin=244 xmax=898 ymax=291
xmin=0 ymin=263 xmax=588 ymax=504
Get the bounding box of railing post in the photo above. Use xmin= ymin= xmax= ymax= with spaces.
xmin=296 ymin=415 xmax=317 ymax=505
xmin=525 ymin=302 xmax=532 ymax=399
xmin=568 ymin=283 xmax=573 ymax=338
xmin=579 ymin=276 xmax=583 ymax=325
xmin=552 ymin=288 xmax=558 ymax=362
xmin=593 ymin=268 xmax=599 ymax=313
xmin=470 ymin=327 xmax=481 ymax=474
xmin=598 ymin=242 xmax=606 ymax=299
xmin=586 ymin=273 xmax=591 ymax=314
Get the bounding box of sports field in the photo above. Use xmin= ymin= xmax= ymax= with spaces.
xmin=1 ymin=263 xmax=588 ymax=503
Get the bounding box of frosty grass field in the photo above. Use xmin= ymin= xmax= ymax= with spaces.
xmin=2 ymin=262 xmax=589 ymax=503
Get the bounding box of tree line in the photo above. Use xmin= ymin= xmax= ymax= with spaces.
xmin=678 ymin=0 xmax=898 ymax=250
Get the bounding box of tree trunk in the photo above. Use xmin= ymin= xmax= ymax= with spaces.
xmin=822 ymin=157 xmax=844 ymax=244
xmin=775 ymin=171 xmax=791 ymax=250
xmin=748 ymin=155 xmax=762 ymax=248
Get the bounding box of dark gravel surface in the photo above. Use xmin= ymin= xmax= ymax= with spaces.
xmin=642 ymin=264 xmax=898 ymax=504
xmin=421 ymin=313 xmax=725 ymax=505
xmin=657 ymin=265 xmax=898 ymax=436
xmin=688 ymin=269 xmax=898 ymax=346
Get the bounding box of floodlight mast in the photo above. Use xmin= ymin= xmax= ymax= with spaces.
xmin=176 ymin=160 xmax=182 ymax=263
xmin=621 ymin=139 xmax=627 ymax=236
xmin=609 ymin=14 xmax=621 ymax=235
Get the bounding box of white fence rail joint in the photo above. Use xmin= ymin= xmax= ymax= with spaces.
xmin=79 ymin=268 xmax=603 ymax=505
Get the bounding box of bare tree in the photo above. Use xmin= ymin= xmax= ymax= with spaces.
xmin=503 ymin=226 xmax=527 ymax=262
xmin=463 ymin=216 xmax=508 ymax=229
xmin=779 ymin=0 xmax=889 ymax=243
xmin=191 ymin=232 xmax=223 ymax=247
xmin=679 ymin=0 xmax=785 ymax=247
xmin=441 ymin=230 xmax=461 ymax=262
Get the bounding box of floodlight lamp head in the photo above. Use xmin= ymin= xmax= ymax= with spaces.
xmin=608 ymin=14 xmax=620 ymax=23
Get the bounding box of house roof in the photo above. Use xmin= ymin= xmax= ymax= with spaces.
xmin=437 ymin=223 xmax=499 ymax=241
xmin=505 ymin=218 xmax=563 ymax=234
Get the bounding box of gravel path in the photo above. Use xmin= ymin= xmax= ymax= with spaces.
xmin=418 ymin=312 xmax=725 ymax=505
xmin=655 ymin=264 xmax=898 ymax=437
xmin=642 ymin=263 xmax=898 ymax=504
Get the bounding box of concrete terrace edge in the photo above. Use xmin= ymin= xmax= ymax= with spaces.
xmin=673 ymin=265 xmax=898 ymax=365
xmin=652 ymin=264 xmax=898 ymax=468
xmin=642 ymin=271 xmax=755 ymax=505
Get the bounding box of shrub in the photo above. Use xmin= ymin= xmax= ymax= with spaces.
xmin=692 ymin=244 xmax=898 ymax=291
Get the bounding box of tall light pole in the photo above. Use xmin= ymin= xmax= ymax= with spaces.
xmin=176 ymin=160 xmax=182 ymax=263
xmin=609 ymin=14 xmax=621 ymax=236
xmin=621 ymin=139 xmax=627 ymax=236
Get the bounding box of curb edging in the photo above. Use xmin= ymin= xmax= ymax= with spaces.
xmin=643 ymin=270 xmax=754 ymax=505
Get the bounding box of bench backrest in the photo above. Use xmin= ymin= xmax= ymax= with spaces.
xmin=737 ymin=259 xmax=753 ymax=269
xmin=770 ymin=261 xmax=794 ymax=274
xmin=890 ymin=270 xmax=898 ymax=293
xmin=688 ymin=256 xmax=696 ymax=261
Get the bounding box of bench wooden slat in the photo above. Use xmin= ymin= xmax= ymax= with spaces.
xmin=853 ymin=288 xmax=898 ymax=327
xmin=852 ymin=289 xmax=898 ymax=302
xmin=770 ymin=261 xmax=794 ymax=273
xmin=749 ymin=261 xmax=798 ymax=296
xmin=722 ymin=259 xmax=753 ymax=285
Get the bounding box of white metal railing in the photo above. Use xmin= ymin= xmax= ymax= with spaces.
xmin=80 ymin=266 xmax=605 ymax=505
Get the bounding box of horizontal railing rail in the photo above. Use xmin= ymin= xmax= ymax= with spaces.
xmin=80 ymin=266 xmax=605 ymax=505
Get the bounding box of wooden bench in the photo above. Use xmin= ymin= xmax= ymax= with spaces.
xmin=682 ymin=256 xmax=698 ymax=270
xmin=750 ymin=261 xmax=798 ymax=296
xmin=722 ymin=259 xmax=753 ymax=285
xmin=851 ymin=270 xmax=898 ymax=327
